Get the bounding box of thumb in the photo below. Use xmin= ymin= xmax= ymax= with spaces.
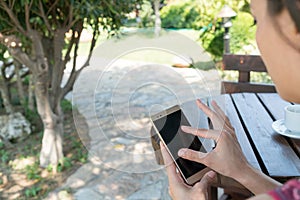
xmin=194 ymin=171 xmax=216 ymax=190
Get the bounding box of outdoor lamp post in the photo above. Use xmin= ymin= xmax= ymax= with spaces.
xmin=217 ymin=5 xmax=237 ymax=54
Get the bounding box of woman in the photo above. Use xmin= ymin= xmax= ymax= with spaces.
xmin=161 ymin=0 xmax=300 ymax=199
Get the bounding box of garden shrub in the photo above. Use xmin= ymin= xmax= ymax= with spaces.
xmin=160 ymin=0 xmax=201 ymax=29
xmin=160 ymin=0 xmax=255 ymax=60
xmin=200 ymin=11 xmax=256 ymax=60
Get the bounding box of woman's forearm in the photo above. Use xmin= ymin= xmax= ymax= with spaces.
xmin=233 ymin=163 xmax=282 ymax=195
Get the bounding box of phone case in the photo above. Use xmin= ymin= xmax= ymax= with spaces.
xmin=150 ymin=126 xmax=164 ymax=165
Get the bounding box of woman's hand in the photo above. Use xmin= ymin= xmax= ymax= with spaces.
xmin=160 ymin=142 xmax=216 ymax=200
xmin=178 ymin=99 xmax=249 ymax=180
xmin=177 ymin=99 xmax=281 ymax=194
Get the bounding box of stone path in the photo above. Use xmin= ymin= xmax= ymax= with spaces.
xmin=47 ymin=38 xmax=221 ymax=199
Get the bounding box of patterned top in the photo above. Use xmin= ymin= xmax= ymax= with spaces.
xmin=268 ymin=179 xmax=300 ymax=200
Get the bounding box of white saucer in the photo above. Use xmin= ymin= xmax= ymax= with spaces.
xmin=272 ymin=119 xmax=300 ymax=139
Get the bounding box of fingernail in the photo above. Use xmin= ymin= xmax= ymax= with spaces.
xmin=207 ymin=171 xmax=216 ymax=179
xmin=178 ymin=149 xmax=187 ymax=157
xmin=181 ymin=126 xmax=189 ymax=131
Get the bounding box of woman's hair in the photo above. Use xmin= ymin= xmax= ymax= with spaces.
xmin=267 ymin=0 xmax=300 ymax=32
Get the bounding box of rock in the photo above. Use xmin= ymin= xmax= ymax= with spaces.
xmin=58 ymin=190 xmax=74 ymax=200
xmin=74 ymin=188 xmax=107 ymax=200
xmin=0 ymin=112 xmax=31 ymax=140
xmin=127 ymin=181 xmax=164 ymax=200
xmin=111 ymin=137 xmax=135 ymax=145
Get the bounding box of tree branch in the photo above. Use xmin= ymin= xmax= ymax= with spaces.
xmin=50 ymin=28 xmax=66 ymax=101
xmin=63 ymin=31 xmax=76 ymax=66
xmin=62 ymin=26 xmax=99 ymax=98
xmin=24 ymin=2 xmax=32 ymax=31
xmin=61 ymin=67 xmax=83 ymax=99
xmin=61 ymin=30 xmax=82 ymax=98
xmin=63 ymin=1 xmax=73 ymax=28
xmin=20 ymin=69 xmax=30 ymax=78
xmin=39 ymin=0 xmax=52 ymax=33
xmin=46 ymin=0 xmax=60 ymax=16
xmin=0 ymin=33 xmax=34 ymax=69
xmin=9 ymin=47 xmax=34 ymax=71
xmin=80 ymin=26 xmax=99 ymax=69
xmin=1 ymin=63 xmax=8 ymax=81
xmin=0 ymin=0 xmax=27 ymax=35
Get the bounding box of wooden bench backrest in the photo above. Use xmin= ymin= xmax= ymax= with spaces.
xmin=221 ymin=54 xmax=276 ymax=94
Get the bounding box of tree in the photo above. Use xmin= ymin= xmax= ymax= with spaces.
xmin=0 ymin=57 xmax=14 ymax=114
xmin=0 ymin=0 xmax=140 ymax=171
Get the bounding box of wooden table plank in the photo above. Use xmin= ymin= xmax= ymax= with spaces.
xmin=232 ymin=93 xmax=300 ymax=178
xmin=212 ymin=95 xmax=261 ymax=170
xmin=258 ymin=93 xmax=300 ymax=157
xmin=257 ymin=93 xmax=291 ymax=120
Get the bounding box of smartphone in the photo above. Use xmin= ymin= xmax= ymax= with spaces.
xmin=151 ymin=105 xmax=209 ymax=185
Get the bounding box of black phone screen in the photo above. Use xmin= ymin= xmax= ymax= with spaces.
xmin=153 ymin=109 xmax=206 ymax=179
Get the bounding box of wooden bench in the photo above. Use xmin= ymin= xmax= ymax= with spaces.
xmin=221 ymin=54 xmax=276 ymax=94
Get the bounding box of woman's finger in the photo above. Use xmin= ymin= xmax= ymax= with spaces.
xmin=211 ymin=100 xmax=233 ymax=129
xmin=178 ymin=148 xmax=208 ymax=164
xmin=181 ymin=126 xmax=220 ymax=141
xmin=196 ymin=99 xmax=215 ymax=119
xmin=211 ymin=100 xmax=226 ymax=120
xmin=197 ymin=99 xmax=229 ymax=131
xmin=160 ymin=142 xmax=183 ymax=185
xmin=193 ymin=171 xmax=216 ymax=192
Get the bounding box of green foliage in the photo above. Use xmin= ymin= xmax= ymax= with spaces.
xmin=0 ymin=149 xmax=9 ymax=163
xmin=0 ymin=0 xmax=142 ymax=41
xmin=24 ymin=103 xmax=41 ymax=131
xmin=200 ymin=11 xmax=256 ymax=60
xmin=220 ymin=71 xmax=273 ymax=84
xmin=57 ymin=157 xmax=73 ymax=172
xmin=251 ymin=72 xmax=273 ymax=84
xmin=191 ymin=61 xmax=216 ymax=71
xmin=46 ymin=164 xmax=53 ymax=172
xmin=160 ymin=0 xmax=200 ymax=29
xmin=23 ymin=76 xmax=30 ymax=86
xmin=229 ymin=12 xmax=257 ymax=54
xmin=199 ymin=26 xmax=224 ymax=60
xmin=71 ymin=139 xmax=88 ymax=163
xmin=0 ymin=141 xmax=4 ymax=149
xmin=160 ymin=0 xmax=248 ymax=29
xmin=25 ymin=163 xmax=41 ymax=180
xmin=61 ymin=99 xmax=73 ymax=112
xmin=140 ymin=1 xmax=154 ymax=27
xmin=160 ymin=0 xmax=254 ymax=60
xmin=25 ymin=186 xmax=41 ymax=198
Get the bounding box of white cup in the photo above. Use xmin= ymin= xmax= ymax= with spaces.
xmin=284 ymin=105 xmax=300 ymax=133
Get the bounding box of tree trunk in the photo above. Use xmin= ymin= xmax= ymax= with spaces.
xmin=0 ymin=79 xmax=13 ymax=114
xmin=33 ymin=65 xmax=64 ymax=170
xmin=154 ymin=0 xmax=161 ymax=37
xmin=14 ymin=61 xmax=25 ymax=105
xmin=39 ymin=114 xmax=64 ymax=170
xmin=28 ymin=74 xmax=35 ymax=111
